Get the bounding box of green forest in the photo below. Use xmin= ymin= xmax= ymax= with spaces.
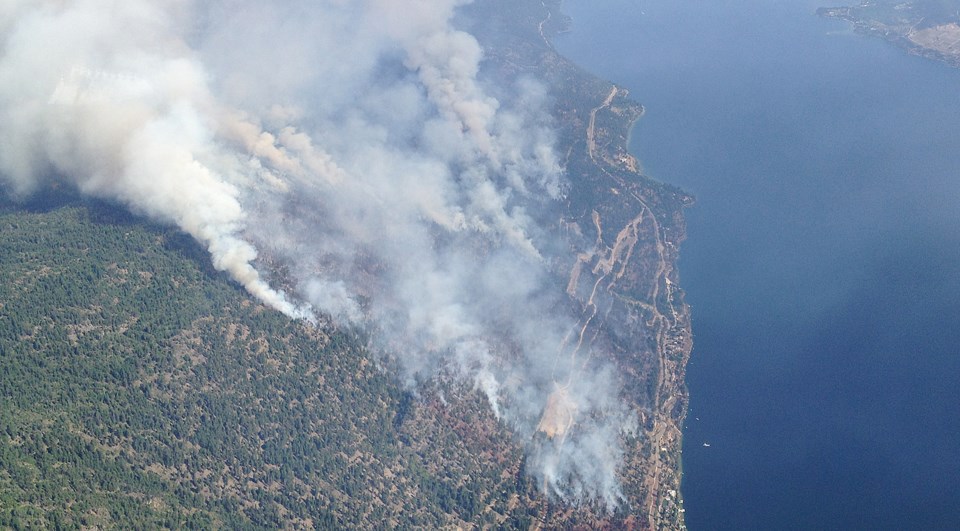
xmin=0 ymin=195 xmax=556 ymax=529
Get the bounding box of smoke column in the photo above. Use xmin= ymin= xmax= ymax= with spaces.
xmin=0 ymin=0 xmax=635 ymax=508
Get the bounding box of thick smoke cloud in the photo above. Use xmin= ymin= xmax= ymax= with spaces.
xmin=0 ymin=0 xmax=632 ymax=508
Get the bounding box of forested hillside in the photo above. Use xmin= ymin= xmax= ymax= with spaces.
xmin=0 ymin=196 xmax=565 ymax=529
xmin=0 ymin=0 xmax=694 ymax=527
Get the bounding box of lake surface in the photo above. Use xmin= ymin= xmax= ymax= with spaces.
xmin=556 ymin=1 xmax=960 ymax=529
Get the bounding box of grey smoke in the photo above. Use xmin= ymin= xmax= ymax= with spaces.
xmin=0 ymin=0 xmax=635 ymax=508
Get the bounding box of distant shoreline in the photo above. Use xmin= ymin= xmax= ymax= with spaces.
xmin=818 ymin=5 xmax=960 ymax=69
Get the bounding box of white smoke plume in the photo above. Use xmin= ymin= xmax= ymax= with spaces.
xmin=0 ymin=0 xmax=631 ymax=508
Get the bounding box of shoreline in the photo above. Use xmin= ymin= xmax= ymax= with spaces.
xmin=542 ymin=2 xmax=695 ymax=528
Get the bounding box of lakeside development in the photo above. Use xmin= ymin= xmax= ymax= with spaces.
xmin=472 ymin=0 xmax=695 ymax=526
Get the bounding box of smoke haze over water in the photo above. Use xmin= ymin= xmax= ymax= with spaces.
xmin=0 ymin=0 xmax=635 ymax=507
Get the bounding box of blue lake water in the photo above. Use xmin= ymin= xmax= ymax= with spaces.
xmin=556 ymin=1 xmax=960 ymax=529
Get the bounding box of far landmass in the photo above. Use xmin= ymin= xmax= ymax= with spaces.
xmin=819 ymin=0 xmax=960 ymax=67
